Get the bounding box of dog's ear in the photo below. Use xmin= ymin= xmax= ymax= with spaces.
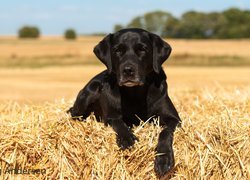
xmin=93 ymin=34 xmax=113 ymax=73
xmin=150 ymin=33 xmax=172 ymax=73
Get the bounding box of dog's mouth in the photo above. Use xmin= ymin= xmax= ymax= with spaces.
xmin=119 ymin=80 xmax=144 ymax=87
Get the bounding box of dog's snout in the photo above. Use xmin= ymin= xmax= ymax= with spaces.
xmin=123 ymin=66 xmax=135 ymax=76
xmin=119 ymin=64 xmax=143 ymax=87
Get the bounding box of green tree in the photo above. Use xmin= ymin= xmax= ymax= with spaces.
xmin=218 ymin=8 xmax=250 ymax=38
xmin=64 ymin=29 xmax=77 ymax=40
xmin=203 ymin=12 xmax=226 ymax=38
xmin=113 ymin=8 xmax=250 ymax=39
xmin=114 ymin=24 xmax=123 ymax=32
xmin=242 ymin=10 xmax=250 ymax=38
xmin=144 ymin=11 xmax=173 ymax=36
xmin=127 ymin=16 xmax=144 ymax=29
xmin=175 ymin=11 xmax=209 ymax=38
xmin=126 ymin=11 xmax=176 ymax=37
xmin=163 ymin=16 xmax=180 ymax=37
xmin=18 ymin=26 xmax=40 ymax=38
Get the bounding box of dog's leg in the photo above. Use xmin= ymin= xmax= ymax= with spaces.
xmin=67 ymin=89 xmax=92 ymax=119
xmin=108 ymin=117 xmax=138 ymax=150
xmin=154 ymin=124 xmax=175 ymax=177
xmin=68 ymin=81 xmax=101 ymax=119
xmin=154 ymin=96 xmax=180 ymax=177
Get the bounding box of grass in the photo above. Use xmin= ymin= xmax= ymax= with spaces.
xmin=0 ymin=86 xmax=249 ymax=179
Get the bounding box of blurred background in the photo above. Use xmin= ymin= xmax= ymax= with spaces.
xmin=0 ymin=0 xmax=250 ymax=103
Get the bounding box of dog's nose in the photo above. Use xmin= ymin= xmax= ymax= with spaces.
xmin=123 ymin=66 xmax=135 ymax=76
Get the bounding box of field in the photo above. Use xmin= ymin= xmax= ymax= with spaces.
xmin=1 ymin=37 xmax=250 ymax=68
xmin=0 ymin=37 xmax=249 ymax=179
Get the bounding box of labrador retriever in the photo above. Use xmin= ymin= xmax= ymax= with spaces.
xmin=68 ymin=28 xmax=181 ymax=177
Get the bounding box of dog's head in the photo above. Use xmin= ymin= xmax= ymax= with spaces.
xmin=93 ymin=28 xmax=171 ymax=87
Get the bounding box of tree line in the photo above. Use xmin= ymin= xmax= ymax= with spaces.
xmin=18 ymin=26 xmax=77 ymax=40
xmin=114 ymin=8 xmax=250 ymax=39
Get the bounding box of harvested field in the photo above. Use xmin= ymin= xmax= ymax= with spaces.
xmin=0 ymin=66 xmax=249 ymax=179
xmin=0 ymin=36 xmax=249 ymax=179
xmin=0 ymin=83 xmax=249 ymax=179
xmin=1 ymin=37 xmax=250 ymax=67
xmin=0 ymin=66 xmax=249 ymax=103
xmin=1 ymin=37 xmax=250 ymax=58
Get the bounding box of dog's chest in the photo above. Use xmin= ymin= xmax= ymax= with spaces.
xmin=120 ymin=87 xmax=148 ymax=125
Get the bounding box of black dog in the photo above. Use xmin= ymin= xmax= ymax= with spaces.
xmin=68 ymin=28 xmax=181 ymax=177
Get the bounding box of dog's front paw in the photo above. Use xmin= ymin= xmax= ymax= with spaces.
xmin=66 ymin=107 xmax=84 ymax=120
xmin=116 ymin=132 xmax=138 ymax=150
xmin=66 ymin=107 xmax=73 ymax=115
xmin=154 ymin=152 xmax=174 ymax=178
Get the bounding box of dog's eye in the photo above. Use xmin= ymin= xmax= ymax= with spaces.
xmin=136 ymin=45 xmax=148 ymax=54
xmin=114 ymin=48 xmax=121 ymax=54
xmin=113 ymin=46 xmax=125 ymax=55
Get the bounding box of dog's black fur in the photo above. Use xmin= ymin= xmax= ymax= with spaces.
xmin=68 ymin=28 xmax=181 ymax=177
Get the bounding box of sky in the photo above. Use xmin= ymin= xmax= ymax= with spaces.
xmin=0 ymin=0 xmax=250 ymax=35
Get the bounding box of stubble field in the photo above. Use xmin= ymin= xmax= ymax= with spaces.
xmin=0 ymin=37 xmax=249 ymax=179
